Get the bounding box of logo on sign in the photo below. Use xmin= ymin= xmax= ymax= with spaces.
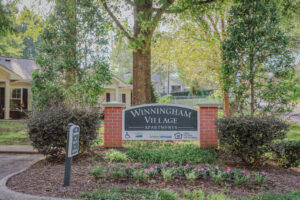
xmin=174 ymin=132 xmax=183 ymax=139
xmin=135 ymin=133 xmax=143 ymax=138
xmin=125 ymin=132 xmax=130 ymax=139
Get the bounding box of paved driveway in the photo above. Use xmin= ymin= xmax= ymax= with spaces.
xmin=283 ymin=104 xmax=300 ymax=125
xmin=0 ymin=154 xmax=43 ymax=180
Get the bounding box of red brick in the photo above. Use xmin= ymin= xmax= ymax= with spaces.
xmin=103 ymin=106 xmax=124 ymax=148
xmin=199 ymin=106 xmax=218 ymax=148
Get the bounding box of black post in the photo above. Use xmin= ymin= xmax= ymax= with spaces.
xmin=64 ymin=123 xmax=73 ymax=187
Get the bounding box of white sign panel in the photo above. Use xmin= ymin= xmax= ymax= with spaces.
xmin=122 ymin=104 xmax=199 ymax=140
xmin=67 ymin=124 xmax=80 ymax=158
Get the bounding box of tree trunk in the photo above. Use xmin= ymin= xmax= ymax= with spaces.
xmin=132 ymin=1 xmax=153 ymax=105
xmin=222 ymin=90 xmax=230 ymax=117
xmin=132 ymin=47 xmax=152 ymax=105
xmin=250 ymin=54 xmax=255 ymax=116
xmin=167 ymin=64 xmax=170 ymax=95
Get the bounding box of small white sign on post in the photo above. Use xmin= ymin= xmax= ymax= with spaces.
xmin=64 ymin=123 xmax=80 ymax=187
xmin=67 ymin=124 xmax=80 ymax=158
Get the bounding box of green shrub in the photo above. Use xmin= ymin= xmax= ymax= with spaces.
xmin=133 ymin=169 xmax=148 ymax=181
xmin=89 ymin=166 xmax=104 ymax=177
xmin=217 ymin=116 xmax=288 ymax=164
xmin=157 ymin=189 xmax=179 ymax=200
xmin=27 ymin=104 xmax=100 ymax=158
xmin=158 ymin=95 xmax=172 ymax=103
xmin=183 ymin=189 xmax=232 ymax=200
xmin=246 ymin=191 xmax=300 ymax=200
xmin=183 ymin=189 xmax=205 ymax=199
xmin=185 ymin=171 xmax=198 ymax=182
xmin=124 ymin=167 xmax=134 ymax=178
xmin=254 ymin=172 xmax=267 ymax=185
xmin=104 ymin=149 xmax=128 ymax=162
xmin=211 ymin=171 xmax=226 ymax=184
xmin=234 ymin=171 xmax=249 ymax=185
xmin=161 ymin=168 xmax=175 ymax=182
xmin=125 ymin=146 xmax=217 ymax=164
xmin=81 ymin=187 xmax=180 ymax=200
xmin=81 ymin=187 xmax=155 ymax=200
xmin=110 ymin=165 xmax=124 ymax=179
xmin=272 ymin=140 xmax=300 ymax=168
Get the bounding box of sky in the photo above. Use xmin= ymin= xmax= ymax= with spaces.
xmin=16 ymin=0 xmax=53 ymax=18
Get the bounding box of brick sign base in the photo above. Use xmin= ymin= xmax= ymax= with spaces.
xmin=103 ymin=103 xmax=125 ymax=147
xmin=103 ymin=102 xmax=219 ymax=148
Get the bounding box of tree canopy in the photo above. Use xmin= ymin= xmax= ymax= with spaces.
xmin=221 ymin=0 xmax=297 ymax=116
xmin=32 ymin=0 xmax=111 ymax=109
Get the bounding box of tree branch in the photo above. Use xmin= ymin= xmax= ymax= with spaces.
xmin=124 ymin=0 xmax=134 ymax=6
xmin=153 ymin=0 xmax=216 ymax=13
xmin=103 ymin=2 xmax=134 ymax=41
xmin=147 ymin=0 xmax=175 ymax=39
xmin=206 ymin=14 xmax=221 ymax=40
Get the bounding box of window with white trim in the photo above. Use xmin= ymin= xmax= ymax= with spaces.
xmin=10 ymin=88 xmax=22 ymax=111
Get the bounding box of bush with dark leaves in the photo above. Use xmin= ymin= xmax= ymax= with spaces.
xmin=272 ymin=140 xmax=300 ymax=168
xmin=217 ymin=116 xmax=288 ymax=165
xmin=27 ymin=104 xmax=100 ymax=158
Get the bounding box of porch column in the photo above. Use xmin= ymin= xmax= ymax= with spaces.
xmin=115 ymin=87 xmax=119 ymax=102
xmin=4 ymin=80 xmax=10 ymax=119
xmin=28 ymin=88 xmax=32 ymax=111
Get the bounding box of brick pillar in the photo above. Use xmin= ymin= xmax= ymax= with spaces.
xmin=103 ymin=103 xmax=125 ymax=148
xmin=198 ymin=102 xmax=219 ymax=148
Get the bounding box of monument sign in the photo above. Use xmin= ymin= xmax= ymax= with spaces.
xmin=122 ymin=104 xmax=199 ymax=140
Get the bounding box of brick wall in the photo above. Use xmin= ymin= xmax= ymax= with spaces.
xmin=103 ymin=103 xmax=219 ymax=148
xmin=103 ymin=106 xmax=124 ymax=147
xmin=198 ymin=104 xmax=219 ymax=148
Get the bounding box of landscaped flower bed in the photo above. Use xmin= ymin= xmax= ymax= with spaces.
xmin=90 ymin=161 xmax=269 ymax=188
xmin=6 ymin=147 xmax=300 ymax=199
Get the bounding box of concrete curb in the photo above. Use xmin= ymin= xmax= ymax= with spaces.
xmin=0 ymin=157 xmax=76 ymax=200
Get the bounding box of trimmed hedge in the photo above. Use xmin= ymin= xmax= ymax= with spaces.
xmin=27 ymin=104 xmax=100 ymax=158
xmin=217 ymin=116 xmax=288 ymax=165
xmin=272 ymin=140 xmax=300 ymax=168
xmin=125 ymin=146 xmax=217 ymax=164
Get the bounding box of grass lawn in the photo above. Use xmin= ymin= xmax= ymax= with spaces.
xmin=81 ymin=187 xmax=300 ymax=200
xmin=0 ymin=120 xmax=30 ymax=145
xmin=81 ymin=187 xmax=231 ymax=200
xmin=286 ymin=123 xmax=300 ymax=141
xmin=1 ymin=118 xmax=299 ymax=146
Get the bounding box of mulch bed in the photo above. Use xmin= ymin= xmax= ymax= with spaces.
xmin=7 ymin=149 xmax=300 ymax=199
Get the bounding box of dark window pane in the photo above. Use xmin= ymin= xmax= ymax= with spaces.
xmin=122 ymin=94 xmax=126 ymax=103
xmin=22 ymin=88 xmax=28 ymax=109
xmin=106 ymin=93 xmax=110 ymax=102
xmin=12 ymin=89 xmax=21 ymax=99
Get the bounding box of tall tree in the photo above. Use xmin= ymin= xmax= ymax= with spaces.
xmin=110 ymin=37 xmax=132 ymax=77
xmin=15 ymin=8 xmax=44 ymax=59
xmin=0 ymin=1 xmax=24 ymax=57
xmin=102 ymin=0 xmax=215 ymax=105
xmin=0 ymin=33 xmax=24 ymax=57
xmin=185 ymin=0 xmax=232 ymax=115
xmin=0 ymin=0 xmax=13 ymax=35
xmin=151 ymin=26 xmax=217 ymax=92
xmin=32 ymin=0 xmax=111 ymax=108
xmin=221 ymin=0 xmax=297 ymax=116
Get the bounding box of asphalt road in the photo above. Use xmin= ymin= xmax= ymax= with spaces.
xmin=283 ymin=104 xmax=300 ymax=125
